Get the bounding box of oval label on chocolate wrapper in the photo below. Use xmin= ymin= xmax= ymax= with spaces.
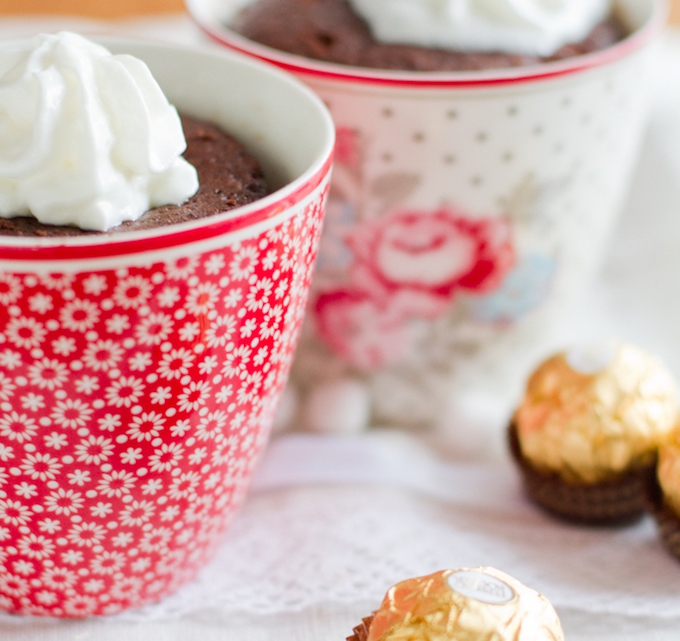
xmin=446 ymin=571 xmax=515 ymax=605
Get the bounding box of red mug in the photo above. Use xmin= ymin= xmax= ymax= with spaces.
xmin=0 ymin=38 xmax=334 ymax=616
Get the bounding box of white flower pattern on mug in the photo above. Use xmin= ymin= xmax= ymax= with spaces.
xmin=0 ymin=189 xmax=326 ymax=616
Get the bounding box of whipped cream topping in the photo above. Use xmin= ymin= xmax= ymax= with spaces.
xmin=0 ymin=32 xmax=198 ymax=232
xmin=347 ymin=0 xmax=613 ymax=57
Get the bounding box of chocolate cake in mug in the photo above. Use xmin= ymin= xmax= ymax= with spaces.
xmin=231 ymin=0 xmax=627 ymax=71
xmin=190 ymin=0 xmax=665 ymax=442
xmin=0 ymin=115 xmax=268 ymax=237
xmin=0 ymin=33 xmax=334 ymax=616
xmin=0 ymin=33 xmax=267 ymax=237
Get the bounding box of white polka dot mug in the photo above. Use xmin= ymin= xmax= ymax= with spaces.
xmin=0 ymin=40 xmax=334 ymax=616
xmin=190 ymin=0 xmax=663 ymax=437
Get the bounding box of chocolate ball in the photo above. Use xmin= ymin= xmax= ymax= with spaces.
xmin=361 ymin=568 xmax=563 ymax=641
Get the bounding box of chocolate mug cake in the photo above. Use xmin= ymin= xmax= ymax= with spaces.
xmin=0 ymin=32 xmax=336 ymax=617
xmin=0 ymin=115 xmax=268 ymax=237
xmin=0 ymin=32 xmax=267 ymax=237
xmin=231 ymin=0 xmax=627 ymax=71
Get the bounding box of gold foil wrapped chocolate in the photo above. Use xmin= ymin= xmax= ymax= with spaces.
xmin=514 ymin=343 xmax=678 ymax=484
xmin=365 ymin=568 xmax=563 ymax=641
xmin=658 ymin=431 xmax=680 ymax=515
xmin=649 ymin=432 xmax=680 ymax=561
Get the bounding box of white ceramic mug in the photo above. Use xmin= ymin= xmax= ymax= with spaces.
xmin=190 ymin=0 xmax=664 ymax=441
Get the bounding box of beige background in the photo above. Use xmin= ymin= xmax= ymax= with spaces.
xmin=0 ymin=0 xmax=678 ymax=21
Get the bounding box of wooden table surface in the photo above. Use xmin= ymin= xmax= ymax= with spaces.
xmin=0 ymin=0 xmax=679 ymax=21
xmin=0 ymin=0 xmax=185 ymax=18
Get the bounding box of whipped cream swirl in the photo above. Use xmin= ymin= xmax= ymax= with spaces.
xmin=348 ymin=0 xmax=613 ymax=57
xmin=0 ymin=32 xmax=198 ymax=232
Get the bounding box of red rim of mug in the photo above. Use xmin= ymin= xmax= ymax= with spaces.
xmin=0 ymin=154 xmax=333 ymax=262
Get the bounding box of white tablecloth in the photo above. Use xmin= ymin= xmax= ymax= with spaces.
xmin=1 ymin=14 xmax=680 ymax=640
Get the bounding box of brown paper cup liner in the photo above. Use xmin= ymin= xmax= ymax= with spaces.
xmin=347 ymin=614 xmax=375 ymax=641
xmin=508 ymin=422 xmax=652 ymax=525
xmin=646 ymin=466 xmax=680 ymax=560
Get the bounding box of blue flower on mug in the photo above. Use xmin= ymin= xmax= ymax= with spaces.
xmin=469 ymin=254 xmax=557 ymax=324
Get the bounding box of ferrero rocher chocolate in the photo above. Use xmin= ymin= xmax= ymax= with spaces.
xmin=361 ymin=568 xmax=563 ymax=641
xmin=648 ymin=432 xmax=680 ymax=561
xmin=514 ymin=343 xmax=678 ymax=484
xmin=658 ymin=432 xmax=680 ymax=516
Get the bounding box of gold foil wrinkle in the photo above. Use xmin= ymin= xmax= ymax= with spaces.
xmin=366 ymin=568 xmax=563 ymax=641
xmin=514 ymin=344 xmax=678 ymax=483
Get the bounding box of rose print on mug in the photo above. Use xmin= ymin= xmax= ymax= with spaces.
xmin=346 ymin=208 xmax=514 ymax=298
xmin=313 ymin=206 xmax=515 ymax=371
xmin=314 ymin=289 xmax=413 ymax=371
